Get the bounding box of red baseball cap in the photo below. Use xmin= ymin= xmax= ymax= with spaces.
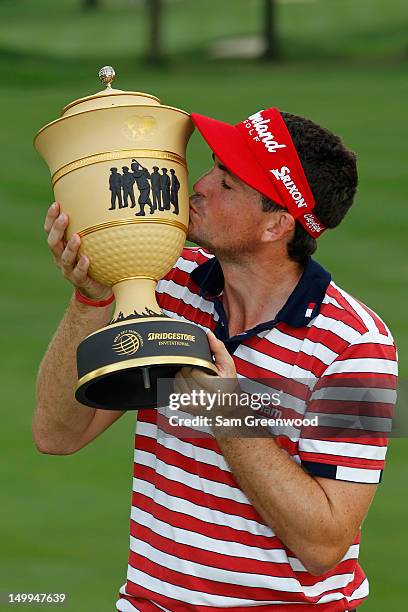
xmin=191 ymin=108 xmax=326 ymax=238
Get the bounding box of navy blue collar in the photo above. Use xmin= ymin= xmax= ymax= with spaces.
xmin=190 ymin=256 xmax=331 ymax=335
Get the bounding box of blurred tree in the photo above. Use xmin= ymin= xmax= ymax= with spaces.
xmin=262 ymin=0 xmax=279 ymax=60
xmin=83 ymin=0 xmax=99 ymax=9
xmin=146 ymin=0 xmax=164 ymax=64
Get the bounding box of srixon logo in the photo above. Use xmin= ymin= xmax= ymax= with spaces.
xmin=270 ymin=166 xmax=308 ymax=209
xmin=246 ymin=112 xmax=286 ymax=154
xmin=303 ymin=213 xmax=324 ymax=234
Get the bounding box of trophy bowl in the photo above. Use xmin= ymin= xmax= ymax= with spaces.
xmin=34 ymin=67 xmax=217 ymax=410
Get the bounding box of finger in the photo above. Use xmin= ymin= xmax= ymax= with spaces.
xmin=47 ymin=212 xmax=69 ymax=258
xmin=207 ymin=331 xmax=235 ymax=376
xmin=44 ymin=202 xmax=60 ymax=234
xmin=188 ymin=368 xmax=227 ymax=404
xmin=179 ymin=367 xmax=202 ymax=395
xmin=174 ymin=370 xmax=191 ymax=396
xmin=70 ymin=255 xmax=90 ymax=286
xmin=173 ymin=376 xmax=185 ymax=398
xmin=60 ymin=234 xmax=81 ymax=271
xmin=189 ymin=367 xmax=214 ymax=385
xmin=179 ymin=366 xmax=194 ymax=379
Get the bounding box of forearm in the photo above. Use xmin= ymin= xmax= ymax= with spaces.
xmin=34 ymin=293 xmax=112 ymax=453
xmin=216 ymin=436 xmax=345 ymax=573
xmin=177 ymin=337 xmax=372 ymax=576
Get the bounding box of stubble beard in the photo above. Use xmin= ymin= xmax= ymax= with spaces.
xmin=188 ymin=195 xmax=260 ymax=261
xmin=188 ymin=224 xmax=259 ymax=263
xmin=187 ymin=225 xmax=215 ymax=255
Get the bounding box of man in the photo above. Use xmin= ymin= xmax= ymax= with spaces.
xmin=160 ymin=167 xmax=171 ymax=210
xmin=121 ymin=166 xmax=136 ymax=208
xmin=34 ymin=107 xmax=397 ymax=611
xmin=170 ymin=168 xmax=180 ymax=214
xmin=108 ymin=167 xmax=123 ymax=210
xmin=131 ymin=159 xmax=154 ymax=215
xmin=151 ymin=166 xmax=162 ymax=211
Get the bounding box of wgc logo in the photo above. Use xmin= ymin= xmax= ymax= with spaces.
xmin=112 ymin=330 xmax=143 ymax=356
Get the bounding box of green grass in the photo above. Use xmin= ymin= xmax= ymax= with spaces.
xmin=0 ymin=0 xmax=407 ymax=610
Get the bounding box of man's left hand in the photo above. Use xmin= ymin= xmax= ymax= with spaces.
xmin=174 ymin=331 xmax=240 ymax=415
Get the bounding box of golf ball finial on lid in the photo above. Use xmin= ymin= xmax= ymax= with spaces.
xmin=99 ymin=65 xmax=116 ymax=89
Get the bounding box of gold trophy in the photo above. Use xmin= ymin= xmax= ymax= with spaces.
xmin=35 ymin=67 xmax=217 ymax=410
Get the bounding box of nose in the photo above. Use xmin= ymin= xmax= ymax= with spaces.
xmin=192 ymin=167 xmax=213 ymax=195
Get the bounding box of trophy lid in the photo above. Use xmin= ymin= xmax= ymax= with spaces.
xmin=34 ymin=65 xmax=193 ymax=175
xmin=61 ymin=66 xmax=161 ymax=117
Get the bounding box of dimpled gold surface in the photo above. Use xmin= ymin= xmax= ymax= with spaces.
xmin=80 ymin=223 xmax=185 ymax=286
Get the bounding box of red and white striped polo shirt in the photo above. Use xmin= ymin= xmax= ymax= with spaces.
xmin=117 ymin=247 xmax=397 ymax=612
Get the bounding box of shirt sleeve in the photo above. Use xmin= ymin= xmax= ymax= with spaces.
xmin=156 ymin=247 xmax=195 ymax=310
xmin=155 ymin=248 xmax=212 ymax=320
xmin=299 ymin=330 xmax=398 ymax=484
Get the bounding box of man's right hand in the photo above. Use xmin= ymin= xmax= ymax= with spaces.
xmin=45 ymin=201 xmax=112 ymax=301
xmin=35 ymin=202 xmax=124 ymax=455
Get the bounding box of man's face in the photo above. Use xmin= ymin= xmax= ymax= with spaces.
xmin=188 ymin=157 xmax=268 ymax=260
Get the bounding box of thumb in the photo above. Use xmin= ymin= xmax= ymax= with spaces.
xmin=207 ymin=330 xmax=235 ymax=376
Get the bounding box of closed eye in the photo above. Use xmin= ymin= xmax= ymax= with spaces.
xmin=222 ymin=179 xmax=232 ymax=190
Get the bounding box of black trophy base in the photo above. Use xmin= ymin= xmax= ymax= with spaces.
xmin=75 ymin=317 xmax=217 ymax=410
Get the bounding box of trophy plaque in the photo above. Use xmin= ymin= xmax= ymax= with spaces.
xmin=35 ymin=66 xmax=217 ymax=410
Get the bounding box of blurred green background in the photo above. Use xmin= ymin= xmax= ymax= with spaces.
xmin=0 ymin=0 xmax=406 ymax=609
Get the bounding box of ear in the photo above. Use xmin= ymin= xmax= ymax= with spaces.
xmin=261 ymin=211 xmax=295 ymax=243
